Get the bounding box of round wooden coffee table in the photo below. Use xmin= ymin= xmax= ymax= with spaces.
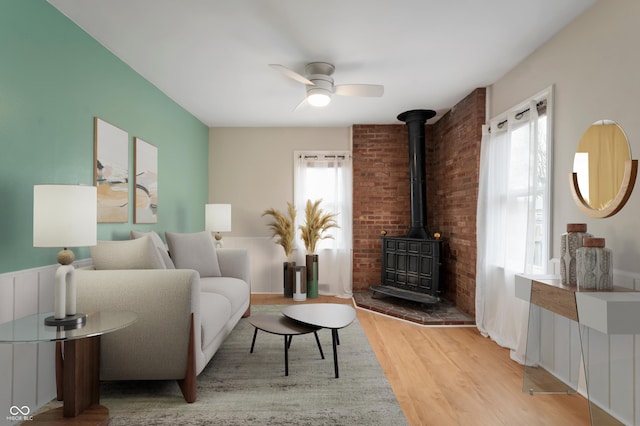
xmin=248 ymin=314 xmax=324 ymax=376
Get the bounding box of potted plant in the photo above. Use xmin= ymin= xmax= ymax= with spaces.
xmin=298 ymin=199 xmax=339 ymax=298
xmin=262 ymin=202 xmax=296 ymax=297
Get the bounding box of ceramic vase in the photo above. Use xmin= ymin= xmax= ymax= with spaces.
xmin=576 ymin=237 xmax=613 ymax=291
xmin=283 ymin=261 xmax=296 ymax=298
xmin=560 ymin=223 xmax=592 ymax=286
xmin=306 ymin=254 xmax=319 ymax=299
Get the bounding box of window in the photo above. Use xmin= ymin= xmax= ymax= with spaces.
xmin=481 ymin=98 xmax=551 ymax=275
xmin=476 ymin=86 xmax=553 ymax=362
xmin=503 ymin=104 xmax=549 ymax=273
xmin=293 ymin=151 xmax=352 ymax=297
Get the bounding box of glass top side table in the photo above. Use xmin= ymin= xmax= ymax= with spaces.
xmin=0 ymin=310 xmax=137 ymax=423
xmin=0 ymin=311 xmax=137 ymax=343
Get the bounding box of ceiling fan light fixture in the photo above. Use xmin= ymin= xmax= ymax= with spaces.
xmin=307 ymin=91 xmax=331 ymax=107
xmin=271 ymin=61 xmax=383 ymax=110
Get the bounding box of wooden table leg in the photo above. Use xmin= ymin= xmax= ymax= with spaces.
xmin=63 ymin=336 xmax=101 ymax=417
xmin=32 ymin=336 xmax=109 ymax=425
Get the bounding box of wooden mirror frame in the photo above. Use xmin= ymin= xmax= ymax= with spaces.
xmin=570 ymin=159 xmax=638 ymax=218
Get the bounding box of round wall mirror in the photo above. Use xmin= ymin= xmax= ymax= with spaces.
xmin=570 ymin=120 xmax=638 ymax=218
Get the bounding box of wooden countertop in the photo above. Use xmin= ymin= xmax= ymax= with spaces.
xmin=516 ymin=274 xmax=634 ymax=324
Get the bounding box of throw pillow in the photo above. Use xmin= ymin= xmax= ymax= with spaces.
xmin=130 ymin=230 xmax=176 ymax=269
xmin=90 ymin=234 xmax=166 ymax=270
xmin=165 ymin=231 xmax=222 ymax=277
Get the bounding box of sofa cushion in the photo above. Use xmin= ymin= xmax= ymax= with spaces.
xmin=199 ymin=292 xmax=231 ymax=349
xmin=165 ymin=231 xmax=221 ymax=277
xmin=90 ymin=235 xmax=165 ymax=270
xmin=200 ymin=277 xmax=250 ymax=317
xmin=130 ymin=230 xmax=175 ymax=269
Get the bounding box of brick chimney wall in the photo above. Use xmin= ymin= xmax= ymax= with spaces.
xmin=352 ymin=88 xmax=485 ymax=316
xmin=428 ymin=88 xmax=485 ymax=316
xmin=352 ymin=124 xmax=410 ymax=292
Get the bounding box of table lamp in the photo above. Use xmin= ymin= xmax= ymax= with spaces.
xmin=205 ymin=204 xmax=231 ymax=248
xmin=33 ymin=184 xmax=97 ymax=327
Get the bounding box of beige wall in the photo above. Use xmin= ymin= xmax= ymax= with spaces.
xmin=208 ymin=127 xmax=351 ymax=237
xmin=489 ymin=0 xmax=640 ymax=272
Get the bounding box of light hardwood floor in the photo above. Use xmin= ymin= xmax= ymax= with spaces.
xmin=251 ymin=294 xmax=591 ymax=426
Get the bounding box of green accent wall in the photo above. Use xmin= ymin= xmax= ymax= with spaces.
xmin=0 ymin=1 xmax=209 ymax=274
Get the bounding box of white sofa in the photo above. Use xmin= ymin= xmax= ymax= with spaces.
xmin=73 ymin=231 xmax=250 ymax=403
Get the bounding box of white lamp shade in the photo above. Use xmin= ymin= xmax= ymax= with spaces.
xmin=33 ymin=185 xmax=97 ymax=248
xmin=205 ymin=204 xmax=232 ymax=232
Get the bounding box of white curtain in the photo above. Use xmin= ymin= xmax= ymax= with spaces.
xmin=294 ymin=152 xmax=353 ymax=298
xmin=476 ymin=100 xmax=547 ymax=364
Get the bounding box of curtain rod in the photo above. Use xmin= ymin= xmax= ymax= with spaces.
xmin=301 ymin=155 xmax=346 ymax=160
xmin=493 ymin=99 xmax=547 ymax=131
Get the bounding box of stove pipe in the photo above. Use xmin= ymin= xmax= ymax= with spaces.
xmin=397 ymin=109 xmax=436 ymax=239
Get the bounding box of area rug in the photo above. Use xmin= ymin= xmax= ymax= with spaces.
xmin=41 ymin=305 xmax=407 ymax=425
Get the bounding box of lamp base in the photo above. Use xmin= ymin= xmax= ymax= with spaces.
xmin=44 ymin=313 xmax=87 ymax=329
xmin=214 ymin=232 xmax=224 ymax=248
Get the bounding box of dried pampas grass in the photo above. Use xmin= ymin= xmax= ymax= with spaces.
xmin=299 ymin=199 xmax=339 ymax=255
xmin=262 ymin=202 xmax=297 ymax=260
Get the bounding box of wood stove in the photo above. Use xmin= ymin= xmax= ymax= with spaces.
xmin=371 ymin=109 xmax=443 ymax=304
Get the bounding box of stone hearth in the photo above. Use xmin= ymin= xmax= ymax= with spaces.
xmin=353 ymin=290 xmax=474 ymax=326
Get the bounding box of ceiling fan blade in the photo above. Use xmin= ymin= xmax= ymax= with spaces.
xmin=334 ymin=84 xmax=384 ymax=97
xmin=293 ymin=96 xmax=310 ymax=112
xmin=269 ymin=64 xmax=314 ymax=86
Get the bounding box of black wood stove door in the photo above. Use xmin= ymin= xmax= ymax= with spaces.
xmin=381 ymin=236 xmax=442 ymax=297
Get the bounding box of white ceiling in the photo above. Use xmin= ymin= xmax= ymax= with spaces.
xmin=48 ymin=0 xmax=596 ymax=127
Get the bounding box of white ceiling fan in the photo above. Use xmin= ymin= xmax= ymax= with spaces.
xmin=269 ymin=62 xmax=384 ymax=109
